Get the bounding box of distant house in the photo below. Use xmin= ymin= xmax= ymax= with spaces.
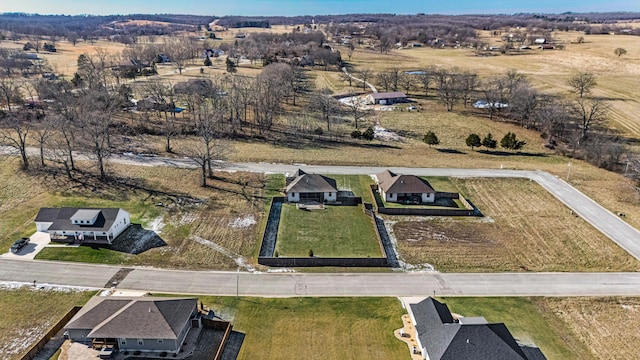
xmin=364 ymin=92 xmax=407 ymax=105
xmin=375 ymin=170 xmax=435 ymax=204
xmin=286 ymin=169 xmax=338 ymax=203
xmin=408 ymin=297 xmax=546 ymax=360
xmin=35 ymin=208 xmax=130 ymax=244
xmin=136 ymin=96 xmax=174 ymax=112
xmin=533 ymin=38 xmax=547 ymax=44
xmin=65 ymin=296 xmax=198 ymax=354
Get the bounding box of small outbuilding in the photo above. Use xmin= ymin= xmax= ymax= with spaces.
xmin=375 ymin=170 xmax=435 ymax=204
xmin=286 ymin=169 xmax=338 ymax=203
xmin=364 ymin=92 xmax=407 ymax=105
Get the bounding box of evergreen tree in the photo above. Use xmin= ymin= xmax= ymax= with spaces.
xmin=423 ymin=131 xmax=439 ymax=147
xmin=482 ymin=133 xmax=497 ymax=149
xmin=226 ymin=57 xmax=237 ymax=73
xmin=466 ymin=133 xmax=481 ymax=150
xmin=500 ymin=132 xmax=526 ymax=150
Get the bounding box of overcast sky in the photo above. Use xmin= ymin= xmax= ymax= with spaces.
xmin=2 ymin=0 xmax=639 ymax=16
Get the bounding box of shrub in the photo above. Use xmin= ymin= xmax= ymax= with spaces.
xmin=351 ymin=130 xmax=362 ymax=139
xmin=314 ymin=127 xmax=324 ymax=135
xmin=362 ymin=127 xmax=375 ymax=141
xmin=423 ymin=131 xmax=439 ymax=147
xmin=308 ymin=249 xmax=314 ymax=257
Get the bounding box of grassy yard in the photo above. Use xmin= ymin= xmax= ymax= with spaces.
xmin=330 ymin=174 xmax=376 ymax=202
xmin=393 ymin=178 xmax=640 ymax=272
xmin=191 ymin=296 xmax=408 ymax=360
xmin=0 ymin=160 xmax=271 ymax=271
xmin=438 ymin=297 xmax=595 ymax=360
xmin=0 ymin=288 xmax=95 ymax=360
xmin=276 ymin=204 xmax=381 ymax=257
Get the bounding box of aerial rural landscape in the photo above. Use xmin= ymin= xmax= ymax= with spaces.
xmin=1 ymin=0 xmax=640 ymax=359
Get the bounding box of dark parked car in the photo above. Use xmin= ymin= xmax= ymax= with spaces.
xmin=10 ymin=238 xmax=29 ymax=254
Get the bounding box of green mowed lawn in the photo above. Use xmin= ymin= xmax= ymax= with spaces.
xmin=439 ymin=297 xmax=595 ymax=360
xmin=192 ymin=296 xmax=408 ymax=360
xmin=330 ymin=174 xmax=376 ymax=203
xmin=36 ymin=246 xmax=132 ymax=264
xmin=276 ymin=204 xmax=381 ymax=257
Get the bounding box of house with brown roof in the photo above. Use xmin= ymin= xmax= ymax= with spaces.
xmin=364 ymin=92 xmax=407 ymax=105
xmin=285 ymin=169 xmax=338 ymax=203
xmin=35 ymin=208 xmax=130 ymax=244
xmin=375 ymin=170 xmax=435 ymax=204
xmin=65 ymin=297 xmax=198 ymax=355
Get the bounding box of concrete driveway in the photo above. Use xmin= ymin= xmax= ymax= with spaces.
xmin=1 ymin=232 xmax=50 ymax=260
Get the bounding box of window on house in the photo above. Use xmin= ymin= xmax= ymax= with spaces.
xmin=138 ymin=339 xmax=144 ymax=345
xmin=157 ymin=339 xmax=164 ymax=343
xmin=121 ymin=339 xmax=127 ymax=345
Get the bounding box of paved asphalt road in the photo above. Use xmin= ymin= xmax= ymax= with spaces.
xmin=2 ymin=259 xmax=640 ymax=296
xmin=2 ymin=149 xmax=640 ymax=297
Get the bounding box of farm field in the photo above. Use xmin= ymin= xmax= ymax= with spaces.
xmin=0 ymin=287 xmax=95 ymax=360
xmin=276 ymin=204 xmax=380 ymax=257
xmin=393 ymin=177 xmax=640 ymax=272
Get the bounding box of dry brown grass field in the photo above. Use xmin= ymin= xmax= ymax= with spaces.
xmin=393 ymin=177 xmax=640 ymax=272
xmin=0 ymin=288 xmax=95 ymax=360
xmin=0 ymin=156 xmax=270 ymax=271
xmin=543 ymin=297 xmax=640 ymax=360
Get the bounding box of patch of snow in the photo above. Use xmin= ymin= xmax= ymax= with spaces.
xmin=147 ymin=216 xmax=165 ymax=233
xmin=180 ymin=213 xmax=198 ymax=225
xmin=229 ymin=215 xmax=256 ymax=229
xmin=373 ymin=125 xmax=402 ymax=142
xmin=622 ymin=304 xmax=638 ymax=311
xmin=191 ymin=236 xmax=256 ymax=272
xmin=0 ymin=281 xmax=99 ymax=292
xmin=2 ymin=324 xmax=50 ymax=356
xmin=267 ymin=268 xmax=297 ymax=273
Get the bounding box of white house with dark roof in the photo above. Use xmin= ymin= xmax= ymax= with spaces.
xmin=65 ymin=296 xmax=198 ymax=354
xmin=408 ymin=297 xmax=546 ymax=360
xmin=285 ymin=169 xmax=338 ymax=203
xmin=35 ymin=208 xmax=130 ymax=244
xmin=375 ymin=170 xmax=435 ymax=204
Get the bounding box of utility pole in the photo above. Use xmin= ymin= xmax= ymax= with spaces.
xmin=567 ymin=162 xmax=572 ymax=182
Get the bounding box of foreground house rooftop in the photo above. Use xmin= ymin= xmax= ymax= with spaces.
xmin=409 ymin=297 xmax=546 ymax=360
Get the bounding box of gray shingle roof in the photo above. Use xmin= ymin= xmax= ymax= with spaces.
xmin=410 ymin=298 xmax=540 ymax=360
xmin=376 ymin=170 xmax=434 ymax=194
xmin=286 ymin=172 xmax=338 ymax=194
xmin=369 ymin=92 xmax=407 ymax=100
xmin=35 ymin=208 xmax=123 ymax=232
xmin=67 ymin=297 xmax=197 ymax=340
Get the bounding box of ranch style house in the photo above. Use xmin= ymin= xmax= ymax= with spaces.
xmin=35 ymin=207 xmax=130 ymax=244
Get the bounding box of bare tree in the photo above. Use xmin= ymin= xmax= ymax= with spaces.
xmin=0 ymin=110 xmax=32 ymax=169
xmin=309 ymin=88 xmax=341 ymax=132
xmin=344 ymin=90 xmax=369 ymax=129
xmin=356 ymin=68 xmax=372 ymax=91
xmin=568 ymin=72 xmax=596 ymax=99
xmin=573 ymin=97 xmax=608 ymax=139
xmin=32 ymin=112 xmax=55 ymax=167
xmin=143 ymin=78 xmax=177 ymax=152
xmin=0 ymin=78 xmax=22 ymax=111
xmin=435 ymin=68 xmax=462 ymax=111
xmin=416 ymin=68 xmax=434 ymax=96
